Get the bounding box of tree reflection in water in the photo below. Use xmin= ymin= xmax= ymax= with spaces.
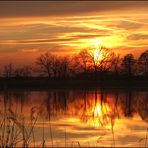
xmin=0 ymin=89 xmax=147 ymax=147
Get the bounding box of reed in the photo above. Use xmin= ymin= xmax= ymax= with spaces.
xmin=0 ymin=106 xmax=42 ymax=147
xmin=145 ymin=127 xmax=148 ymax=148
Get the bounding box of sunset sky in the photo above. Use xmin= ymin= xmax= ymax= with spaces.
xmin=0 ymin=1 xmax=148 ymax=66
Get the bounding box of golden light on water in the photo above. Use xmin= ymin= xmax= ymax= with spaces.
xmin=93 ymin=103 xmax=111 ymax=118
xmin=93 ymin=103 xmax=102 ymax=117
xmin=90 ymin=102 xmax=113 ymax=127
xmin=80 ymin=96 xmax=115 ymax=128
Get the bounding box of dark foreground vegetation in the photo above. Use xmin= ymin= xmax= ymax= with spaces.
xmin=0 ymin=76 xmax=148 ymax=90
xmin=0 ymin=47 xmax=148 ymax=89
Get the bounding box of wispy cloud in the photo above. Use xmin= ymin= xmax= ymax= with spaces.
xmin=127 ymin=34 xmax=148 ymax=40
xmin=0 ymin=1 xmax=147 ymax=65
xmin=0 ymin=1 xmax=148 ymax=18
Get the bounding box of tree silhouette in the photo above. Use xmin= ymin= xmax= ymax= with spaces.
xmin=14 ymin=66 xmax=32 ymax=78
xmin=121 ymin=54 xmax=136 ymax=77
xmin=36 ymin=53 xmax=70 ymax=79
xmin=51 ymin=56 xmax=60 ymax=78
xmin=69 ymin=55 xmax=82 ymax=77
xmin=88 ymin=46 xmax=115 ymax=78
xmin=3 ymin=64 xmax=13 ymax=78
xmin=110 ymin=54 xmax=121 ymax=76
xmin=138 ymin=50 xmax=148 ymax=76
xmin=77 ymin=49 xmax=91 ymax=73
xmin=33 ymin=48 xmax=148 ymax=79
xmin=58 ymin=57 xmax=69 ymax=78
xmin=36 ymin=53 xmax=54 ymax=78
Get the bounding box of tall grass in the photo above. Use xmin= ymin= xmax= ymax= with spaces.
xmin=0 ymin=106 xmax=42 ymax=147
xmin=145 ymin=127 xmax=148 ymax=148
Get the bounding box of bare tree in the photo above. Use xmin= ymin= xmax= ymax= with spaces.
xmin=110 ymin=54 xmax=121 ymax=76
xmin=70 ymin=47 xmax=115 ymax=78
xmin=36 ymin=53 xmax=54 ymax=78
xmin=51 ymin=56 xmax=60 ymax=78
xmin=77 ymin=49 xmax=91 ymax=73
xmin=138 ymin=50 xmax=148 ymax=76
xmin=3 ymin=64 xmax=13 ymax=78
xmin=88 ymin=46 xmax=115 ymax=76
xmin=14 ymin=66 xmax=32 ymax=78
xmin=121 ymin=54 xmax=136 ymax=76
xmin=22 ymin=66 xmax=32 ymax=77
xmin=69 ymin=55 xmax=82 ymax=77
xmin=36 ymin=52 xmax=70 ymax=79
xmin=14 ymin=68 xmax=23 ymax=78
xmin=58 ymin=57 xmax=69 ymax=78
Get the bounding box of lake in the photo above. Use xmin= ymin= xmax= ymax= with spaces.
xmin=0 ymin=89 xmax=147 ymax=147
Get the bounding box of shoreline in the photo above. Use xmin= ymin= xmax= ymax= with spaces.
xmin=0 ymin=78 xmax=148 ymax=90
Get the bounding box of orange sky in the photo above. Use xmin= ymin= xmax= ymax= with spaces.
xmin=0 ymin=1 xmax=148 ymax=67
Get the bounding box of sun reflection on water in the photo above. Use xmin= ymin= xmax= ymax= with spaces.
xmin=0 ymin=90 xmax=147 ymax=147
xmin=80 ymin=97 xmax=117 ymax=129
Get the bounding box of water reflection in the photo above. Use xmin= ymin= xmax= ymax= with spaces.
xmin=0 ymin=89 xmax=147 ymax=147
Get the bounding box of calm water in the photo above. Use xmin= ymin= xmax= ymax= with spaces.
xmin=0 ymin=89 xmax=147 ymax=147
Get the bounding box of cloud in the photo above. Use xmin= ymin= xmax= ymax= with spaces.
xmin=0 ymin=23 xmax=110 ymax=41
xmin=0 ymin=34 xmax=106 ymax=44
xmin=108 ymin=20 xmax=144 ymax=30
xmin=127 ymin=34 xmax=148 ymax=40
xmin=21 ymin=48 xmax=39 ymax=52
xmin=0 ymin=1 xmax=148 ymax=18
xmin=0 ymin=1 xmax=147 ymax=63
xmin=0 ymin=43 xmax=76 ymax=55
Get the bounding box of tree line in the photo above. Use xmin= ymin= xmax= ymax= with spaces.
xmin=1 ymin=47 xmax=148 ymax=80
